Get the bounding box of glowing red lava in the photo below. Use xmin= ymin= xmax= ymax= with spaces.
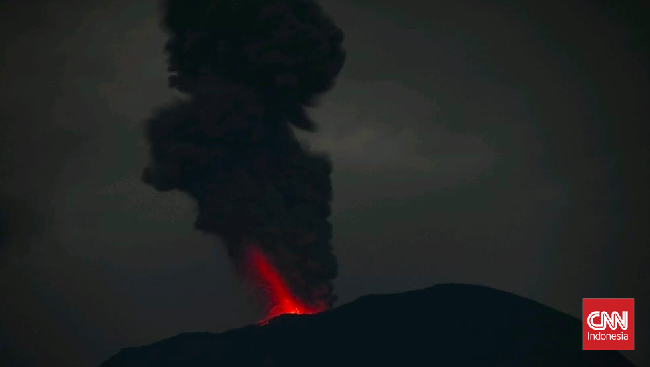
xmin=243 ymin=245 xmax=325 ymax=323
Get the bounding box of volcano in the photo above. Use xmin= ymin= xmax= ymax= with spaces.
xmin=99 ymin=284 xmax=636 ymax=367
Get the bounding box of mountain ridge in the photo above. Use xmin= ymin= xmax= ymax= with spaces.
xmin=100 ymin=283 xmax=636 ymax=367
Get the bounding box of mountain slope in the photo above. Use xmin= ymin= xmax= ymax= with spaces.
xmin=100 ymin=284 xmax=636 ymax=366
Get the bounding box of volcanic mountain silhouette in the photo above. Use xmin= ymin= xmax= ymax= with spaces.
xmin=100 ymin=284 xmax=635 ymax=367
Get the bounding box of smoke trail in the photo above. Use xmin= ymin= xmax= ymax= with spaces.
xmin=143 ymin=0 xmax=345 ymax=309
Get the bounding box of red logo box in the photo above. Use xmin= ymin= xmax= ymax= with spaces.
xmin=583 ymin=298 xmax=634 ymax=350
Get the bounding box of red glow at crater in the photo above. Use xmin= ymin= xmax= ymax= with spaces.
xmin=243 ymin=245 xmax=325 ymax=323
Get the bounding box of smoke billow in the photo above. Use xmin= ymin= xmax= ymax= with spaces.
xmin=143 ymin=0 xmax=345 ymax=308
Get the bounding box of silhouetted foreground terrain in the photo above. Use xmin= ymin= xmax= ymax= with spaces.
xmin=100 ymin=284 xmax=635 ymax=367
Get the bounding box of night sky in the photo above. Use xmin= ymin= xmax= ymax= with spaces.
xmin=1 ymin=1 xmax=648 ymax=366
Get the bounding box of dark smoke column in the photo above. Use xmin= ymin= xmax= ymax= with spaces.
xmin=143 ymin=0 xmax=345 ymax=310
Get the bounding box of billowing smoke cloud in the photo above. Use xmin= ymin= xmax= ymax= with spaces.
xmin=143 ymin=0 xmax=345 ymax=308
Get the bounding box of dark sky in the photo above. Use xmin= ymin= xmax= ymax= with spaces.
xmin=1 ymin=1 xmax=648 ymax=366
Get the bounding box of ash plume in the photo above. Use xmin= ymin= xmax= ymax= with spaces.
xmin=143 ymin=0 xmax=345 ymax=308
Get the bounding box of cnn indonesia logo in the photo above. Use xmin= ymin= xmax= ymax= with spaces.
xmin=583 ymin=298 xmax=634 ymax=350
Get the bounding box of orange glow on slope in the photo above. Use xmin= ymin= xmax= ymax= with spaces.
xmin=243 ymin=245 xmax=325 ymax=323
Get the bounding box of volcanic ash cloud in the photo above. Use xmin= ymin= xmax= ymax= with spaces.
xmin=142 ymin=0 xmax=346 ymax=313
